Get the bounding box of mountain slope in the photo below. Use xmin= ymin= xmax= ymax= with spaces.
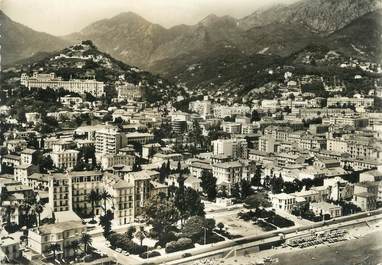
xmin=239 ymin=0 xmax=381 ymax=34
xmin=0 ymin=11 xmax=69 ymax=65
xmin=325 ymin=10 xmax=382 ymax=62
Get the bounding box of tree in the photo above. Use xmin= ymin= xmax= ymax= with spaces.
xmin=200 ymin=170 xmax=217 ymax=201
xmin=231 ymin=183 xmax=241 ymax=200
xmin=38 ymin=155 xmax=53 ymax=173
xmin=99 ymin=210 xmax=113 ymax=239
xmin=70 ymin=240 xmax=81 ymax=259
xmin=33 ymin=202 xmax=44 ymax=227
xmin=159 ymin=163 xmax=167 ymax=183
xmin=217 ymin=222 xmax=225 ymax=233
xmin=251 ymin=166 xmax=262 ymax=187
xmin=87 ymin=190 xmax=101 ymax=223
xmin=100 ymin=190 xmax=112 ymax=214
xmin=184 ymin=187 xmax=205 ymax=217
xmin=48 ymin=243 xmax=61 ymax=261
xmin=143 ymin=193 xmax=180 ymax=245
xmin=126 ymin=226 xmax=137 ymax=240
xmin=241 ymin=180 xmax=253 ymax=199
xmin=251 ymin=109 xmax=261 ymax=122
xmin=174 ymin=173 xmax=187 ymax=226
xmin=135 ymin=226 xmax=147 ymax=246
xmin=80 ymin=233 xmax=92 ymax=254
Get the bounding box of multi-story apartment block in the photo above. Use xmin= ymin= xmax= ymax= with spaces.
xmin=48 ymin=174 xmax=71 ymax=212
xmin=95 ymin=127 xmax=124 ymax=155
xmin=212 ymin=160 xmax=252 ymax=191
xmin=212 ymin=138 xmax=248 ymax=160
xmin=70 ymin=171 xmax=104 ymax=216
xmin=103 ymin=177 xmax=135 ymax=225
xmin=50 ymin=150 xmax=79 ymax=169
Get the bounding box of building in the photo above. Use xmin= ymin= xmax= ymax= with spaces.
xmin=104 ymin=178 xmax=135 ymax=225
xmin=48 ymin=174 xmax=71 ymax=212
xmin=353 ymin=192 xmax=377 ymax=211
xmin=70 ymin=171 xmax=104 ymax=216
xmin=21 ymin=72 xmax=105 ymax=97
xmin=125 ymin=170 xmax=157 ymax=216
xmin=100 ymin=153 xmax=135 ymax=169
xmin=212 ymin=138 xmax=248 ymax=160
xmin=188 ymin=161 xmax=212 ymax=178
xmin=50 ymin=150 xmax=79 ymax=169
xmin=28 ymin=221 xmax=86 ymax=259
xmin=310 ymin=202 xmax=342 ymax=218
xmin=323 ymin=177 xmax=354 ymax=201
xmin=212 ymin=161 xmax=252 ymax=191
xmin=0 ymin=237 xmax=21 ymax=263
xmin=116 ymin=82 xmax=143 ymax=101
xmin=271 ymin=193 xmax=296 ymax=212
xmin=327 ymin=96 xmax=374 ymax=108
xmin=125 ymin=132 xmax=154 ymax=145
xmin=95 ymin=127 xmax=124 ymax=155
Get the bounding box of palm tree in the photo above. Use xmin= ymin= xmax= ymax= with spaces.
xmin=135 ymin=226 xmax=146 ymax=246
xmin=48 ymin=243 xmax=61 ymax=261
xmin=87 ymin=190 xmax=101 ymax=222
xmin=80 ymin=233 xmax=92 ymax=254
xmin=100 ymin=190 xmax=112 ymax=213
xmin=33 ymin=202 xmax=44 ymax=227
xmin=70 ymin=240 xmax=80 ymax=259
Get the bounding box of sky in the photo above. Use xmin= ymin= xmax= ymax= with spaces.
xmin=2 ymin=0 xmax=299 ymax=36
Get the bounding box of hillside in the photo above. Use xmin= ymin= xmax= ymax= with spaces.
xmin=5 ymin=41 xmax=182 ymax=104
xmin=0 ymin=11 xmax=69 ymax=65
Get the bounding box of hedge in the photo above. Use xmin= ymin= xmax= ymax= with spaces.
xmin=139 ymin=251 xmax=161 ymax=259
xmin=108 ymin=233 xmax=147 ymax=254
xmin=165 ymin=237 xmax=194 ymax=253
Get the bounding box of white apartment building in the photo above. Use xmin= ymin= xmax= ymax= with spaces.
xmin=212 ymin=138 xmax=248 ymax=159
xmin=104 ymin=178 xmax=135 ymax=225
xmin=95 ymin=127 xmax=124 ymax=155
xmin=50 ymin=150 xmax=79 ymax=169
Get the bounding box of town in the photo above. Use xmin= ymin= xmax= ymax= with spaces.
xmin=1 ymin=0 xmax=382 ymax=262
xmin=0 ymin=38 xmax=381 ymax=265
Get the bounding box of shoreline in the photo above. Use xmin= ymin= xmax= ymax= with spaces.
xmin=192 ymin=218 xmax=382 ymax=265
